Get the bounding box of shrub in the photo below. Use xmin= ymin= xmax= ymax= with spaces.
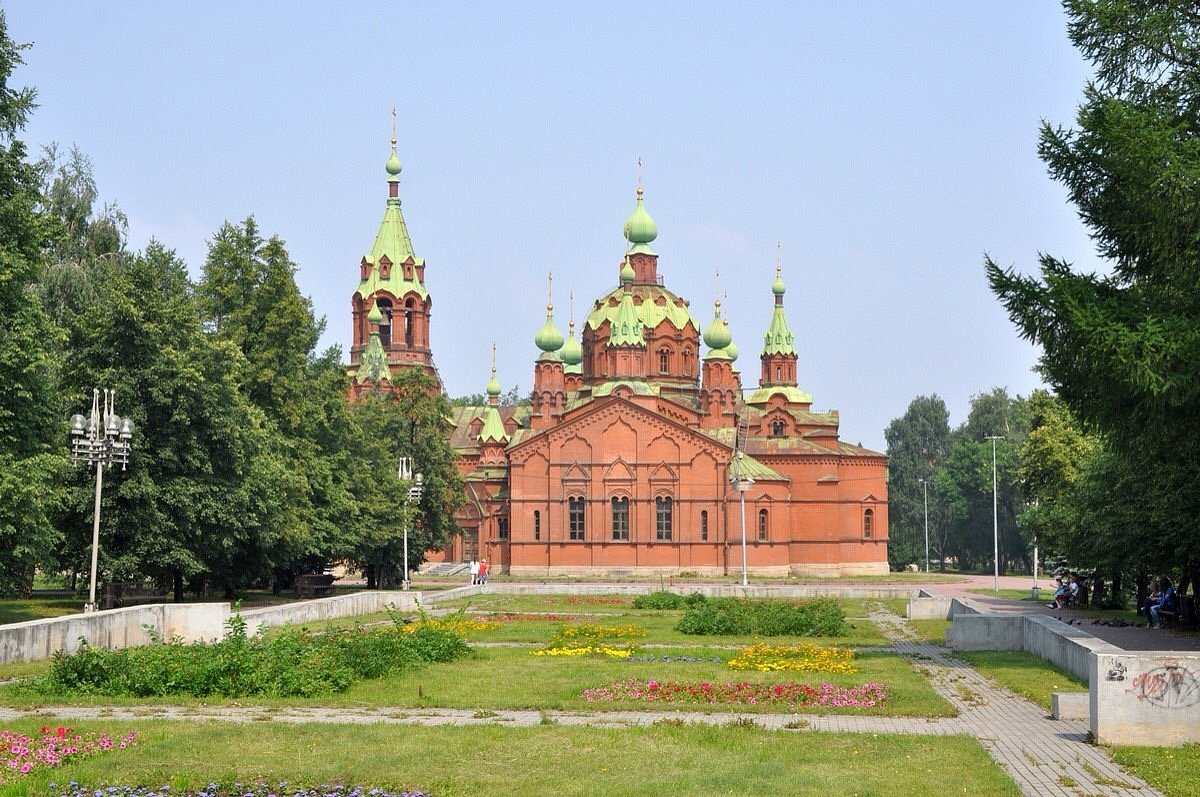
xmin=36 ymin=612 xmax=471 ymax=699
xmin=632 ymin=591 xmax=685 ymax=610
xmin=676 ymin=597 xmax=847 ymax=637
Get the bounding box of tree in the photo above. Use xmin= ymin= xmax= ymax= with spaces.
xmin=884 ymin=395 xmax=952 ymax=570
xmin=0 ymin=14 xmax=64 ymax=595
xmin=348 ymin=370 xmax=465 ymax=587
xmin=986 ymin=1 xmax=1200 ymax=580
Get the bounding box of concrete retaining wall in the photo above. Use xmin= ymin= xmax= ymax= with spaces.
xmin=481 ymin=583 xmax=920 ymax=600
xmin=936 ymin=596 xmax=1196 ymax=745
xmin=240 ymin=591 xmax=421 ymax=636
xmin=1091 ymin=652 xmax=1200 ymax=746
xmin=0 ymin=603 xmax=228 ymax=664
xmin=0 ymin=591 xmax=426 ymax=663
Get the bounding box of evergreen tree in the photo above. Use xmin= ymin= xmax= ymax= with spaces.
xmin=986 ymin=1 xmax=1200 ymax=579
xmin=884 ymin=395 xmax=951 ymax=570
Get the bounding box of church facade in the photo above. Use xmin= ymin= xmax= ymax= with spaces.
xmin=348 ymin=141 xmax=889 ymax=576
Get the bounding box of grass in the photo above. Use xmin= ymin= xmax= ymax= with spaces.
xmin=0 ymin=719 xmax=1021 ymax=797
xmin=965 ymin=588 xmax=1043 ymax=602
xmin=0 ymin=597 xmax=85 ymax=625
xmin=908 ymin=619 xmax=950 ymax=645
xmin=1110 ymin=744 xmax=1200 ymax=797
xmin=952 ymin=650 xmax=1086 ymax=711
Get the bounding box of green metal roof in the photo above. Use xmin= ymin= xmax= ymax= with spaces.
xmin=728 ymin=454 xmax=787 ymax=482
xmin=355 ymin=331 xmax=392 ymax=384
xmin=762 ymin=305 xmax=797 ymax=356
xmin=478 ymin=405 xmax=509 ymax=443
xmin=585 ymin=283 xmax=698 ymax=337
xmin=354 ymin=152 xmax=428 ymax=302
xmin=622 ymin=187 xmax=657 ymax=255
xmin=591 ymin=380 xmax=659 ymax=397
xmin=607 ymin=288 xmax=646 ymax=347
xmin=746 ymin=385 xmax=813 ymax=405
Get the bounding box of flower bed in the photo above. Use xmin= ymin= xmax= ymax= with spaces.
xmin=563 ymin=596 xmax=628 ymax=605
xmin=624 ymin=654 xmax=723 ymax=664
xmin=583 ymin=677 xmax=888 ymax=708
xmin=2 ymin=726 xmax=136 ymax=782
xmin=484 ymin=613 xmax=581 ymax=623
xmin=46 ymin=783 xmax=429 ymax=797
xmin=532 ymin=622 xmax=646 ymax=659
xmin=727 ymin=643 xmax=857 ymax=674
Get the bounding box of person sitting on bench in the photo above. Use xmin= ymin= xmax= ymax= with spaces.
xmin=1048 ymin=575 xmax=1067 ymax=609
xmin=1149 ymin=576 xmax=1177 ymax=629
xmin=1138 ymin=580 xmax=1161 ymax=626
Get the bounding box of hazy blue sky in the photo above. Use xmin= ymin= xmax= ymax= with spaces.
xmin=8 ymin=2 xmax=1099 ymax=451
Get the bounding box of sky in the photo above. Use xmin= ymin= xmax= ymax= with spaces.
xmin=7 ymin=2 xmax=1101 ymax=452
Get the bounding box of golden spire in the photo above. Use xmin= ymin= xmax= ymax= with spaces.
xmin=391 ymin=106 xmax=397 ymax=148
xmin=636 ymin=157 xmax=643 ymax=198
xmin=491 ymin=340 xmax=497 ymax=375
xmin=547 ymin=271 xmax=554 ymax=312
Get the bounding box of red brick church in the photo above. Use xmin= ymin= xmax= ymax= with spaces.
xmin=348 ymin=139 xmax=888 ymax=576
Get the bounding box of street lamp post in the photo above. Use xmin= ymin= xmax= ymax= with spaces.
xmin=730 ymin=451 xmax=754 ymax=587
xmin=985 ymin=435 xmax=1004 ymax=592
xmin=919 ymin=478 xmax=930 ymax=574
xmin=399 ymin=457 xmax=423 ymax=591
xmin=69 ymin=389 xmax=134 ymax=613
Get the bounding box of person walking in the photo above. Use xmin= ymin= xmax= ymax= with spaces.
xmin=469 ymin=559 xmax=479 ymax=585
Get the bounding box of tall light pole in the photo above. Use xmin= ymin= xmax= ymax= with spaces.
xmin=985 ymin=435 xmax=1004 ymax=592
xmin=399 ymin=457 xmax=423 ymax=591
xmin=919 ymin=478 xmax=930 ymax=573
xmin=69 ymin=389 xmax=134 ymax=613
xmin=731 ymin=451 xmax=754 ymax=587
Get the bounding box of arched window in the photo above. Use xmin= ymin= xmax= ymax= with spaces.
xmin=533 ymin=510 xmax=541 ymax=541
xmin=498 ymin=516 xmax=509 ymax=540
xmin=775 ymin=365 xmax=782 ymax=382
xmin=863 ymin=508 xmax=874 ymax=539
xmin=404 ymin=298 xmax=415 ymax=347
xmin=658 ymin=348 xmax=670 ymax=374
xmin=656 ymin=497 xmax=673 ymax=541
xmin=700 ymin=510 xmax=708 ymax=542
xmin=376 ymin=298 xmax=393 ymax=346
xmin=758 ymin=508 xmax=769 ymax=541
xmin=611 ymin=497 xmax=630 ymax=541
xmin=569 ymin=497 xmax=585 ymax=540
xmin=771 ymin=419 xmax=785 ymax=437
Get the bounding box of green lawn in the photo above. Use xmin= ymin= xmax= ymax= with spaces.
xmin=0 ymin=597 xmax=84 ymax=625
xmin=0 ymin=719 xmax=1021 ymax=797
xmin=1111 ymin=744 xmax=1200 ymax=797
xmin=952 ymin=650 xmax=1087 ymax=711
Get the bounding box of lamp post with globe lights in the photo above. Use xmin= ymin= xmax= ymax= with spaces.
xmin=399 ymin=457 xmax=423 ymax=591
xmin=69 ymin=389 xmax=134 ymax=612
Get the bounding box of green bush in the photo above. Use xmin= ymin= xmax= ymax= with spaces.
xmin=632 ymin=591 xmax=686 ymax=610
xmin=36 ymin=612 xmax=471 ymax=699
xmin=675 ymin=597 xmax=847 ymax=637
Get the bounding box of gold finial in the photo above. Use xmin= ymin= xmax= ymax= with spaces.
xmin=569 ymin=290 xmax=575 ymax=325
xmin=491 ymin=341 xmax=497 ymax=375
xmin=776 ymin=241 xmax=782 ymax=278
xmin=723 ymin=290 xmax=729 ymax=319
xmin=636 ymin=157 xmax=643 ymax=198
xmin=390 ymin=106 xmax=397 ymax=148
xmin=547 ymin=271 xmax=554 ymax=313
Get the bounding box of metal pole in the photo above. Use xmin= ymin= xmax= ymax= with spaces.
xmin=86 ymin=460 xmax=103 ymax=613
xmin=921 ymin=478 xmax=929 ymax=574
xmin=402 ymin=520 xmax=410 ymax=591
xmin=986 ymin=435 xmax=1002 ymax=591
xmin=739 ymin=485 xmax=748 ymax=587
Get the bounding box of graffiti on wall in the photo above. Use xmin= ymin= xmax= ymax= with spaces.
xmin=1126 ymin=662 xmax=1200 ymax=709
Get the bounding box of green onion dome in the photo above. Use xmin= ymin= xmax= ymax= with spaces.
xmin=386 ymin=147 xmax=402 ymax=177
xmin=622 ymin=187 xmax=657 ymax=248
xmin=561 ymin=321 xmax=583 ymax=366
xmin=486 ymin=369 xmax=502 ymax=398
xmin=367 ymin=299 xmax=383 ymax=325
xmin=722 ymin=327 xmax=739 ymax=362
xmin=534 ymin=305 xmax=565 ymax=352
xmin=620 ymin=258 xmax=636 ymax=284
xmin=772 ymin=266 xmax=786 ymax=296
xmin=702 ymin=300 xmax=732 ymax=350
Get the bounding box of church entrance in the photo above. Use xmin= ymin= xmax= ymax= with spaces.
xmin=461 ymin=529 xmax=479 ymax=562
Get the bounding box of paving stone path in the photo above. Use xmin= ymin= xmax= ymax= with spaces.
xmin=0 ymin=606 xmax=1166 ymax=797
